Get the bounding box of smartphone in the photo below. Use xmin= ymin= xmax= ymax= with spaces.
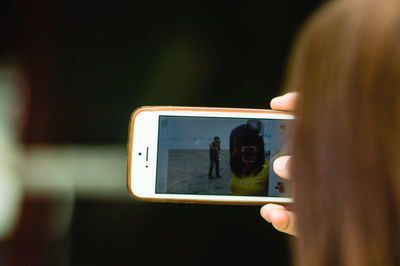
xmin=127 ymin=106 xmax=294 ymax=204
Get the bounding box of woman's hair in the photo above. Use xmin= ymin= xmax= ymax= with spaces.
xmin=287 ymin=0 xmax=400 ymax=265
xmin=229 ymin=123 xmax=265 ymax=178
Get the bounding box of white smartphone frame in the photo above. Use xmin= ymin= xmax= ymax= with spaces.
xmin=127 ymin=106 xmax=294 ymax=205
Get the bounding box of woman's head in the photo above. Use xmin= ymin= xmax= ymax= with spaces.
xmin=287 ymin=0 xmax=400 ymax=265
xmin=229 ymin=123 xmax=265 ymax=178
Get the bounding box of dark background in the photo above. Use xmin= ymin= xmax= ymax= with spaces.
xmin=0 ymin=0 xmax=322 ymax=265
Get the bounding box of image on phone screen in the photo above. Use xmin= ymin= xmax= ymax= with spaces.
xmin=156 ymin=116 xmax=292 ymax=197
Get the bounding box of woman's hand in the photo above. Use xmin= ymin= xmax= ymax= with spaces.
xmin=260 ymin=92 xmax=297 ymax=236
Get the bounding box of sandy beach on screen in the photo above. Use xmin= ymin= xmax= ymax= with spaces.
xmin=166 ymin=149 xmax=232 ymax=195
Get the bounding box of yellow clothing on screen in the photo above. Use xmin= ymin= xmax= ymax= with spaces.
xmin=229 ymin=161 xmax=270 ymax=196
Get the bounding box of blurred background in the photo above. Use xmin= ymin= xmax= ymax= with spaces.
xmin=0 ymin=1 xmax=322 ymax=265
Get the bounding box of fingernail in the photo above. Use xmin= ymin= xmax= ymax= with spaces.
xmin=274 ymin=156 xmax=290 ymax=175
xmin=261 ymin=205 xmax=272 ymax=222
xmin=270 ymin=96 xmax=282 ymax=105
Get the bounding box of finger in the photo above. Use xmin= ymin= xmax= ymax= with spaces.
xmin=260 ymin=204 xmax=296 ymax=236
xmin=260 ymin=203 xmax=285 ymax=222
xmin=273 ymin=155 xmax=291 ymax=180
xmin=270 ymin=92 xmax=298 ymax=111
xmin=270 ymin=209 xmax=296 ymax=236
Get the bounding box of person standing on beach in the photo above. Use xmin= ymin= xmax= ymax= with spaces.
xmin=208 ymin=136 xmax=221 ymax=179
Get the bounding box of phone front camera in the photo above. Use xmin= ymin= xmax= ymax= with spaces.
xmin=139 ymin=152 xmax=142 ymax=156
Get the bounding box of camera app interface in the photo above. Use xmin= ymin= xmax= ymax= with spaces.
xmin=156 ymin=116 xmax=292 ymax=197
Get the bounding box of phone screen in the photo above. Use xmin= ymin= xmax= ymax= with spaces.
xmin=156 ymin=116 xmax=292 ymax=197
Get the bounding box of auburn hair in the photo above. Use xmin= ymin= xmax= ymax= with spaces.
xmin=286 ymin=0 xmax=400 ymax=265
